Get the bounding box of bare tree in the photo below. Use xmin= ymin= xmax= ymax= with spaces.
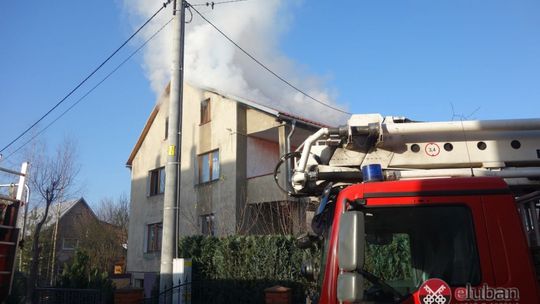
xmin=97 ymin=193 xmax=129 ymax=244
xmin=178 ymin=202 xmax=201 ymax=236
xmin=233 ymin=187 xmax=302 ymax=235
xmin=26 ymin=139 xmax=79 ymax=302
xmin=75 ymin=214 xmax=123 ymax=274
xmin=237 ymin=201 xmax=296 ymax=235
xmin=175 ymin=189 xmax=302 ymax=237
xmin=72 ymin=193 xmax=131 ymax=273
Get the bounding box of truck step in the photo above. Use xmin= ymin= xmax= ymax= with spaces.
xmin=0 ymin=271 xmax=11 ymax=275
xmin=0 ymin=224 xmax=15 ymax=230
xmin=0 ymin=241 xmax=15 ymax=246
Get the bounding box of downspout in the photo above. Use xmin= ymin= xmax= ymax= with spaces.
xmin=286 ymin=120 xmax=296 ymax=193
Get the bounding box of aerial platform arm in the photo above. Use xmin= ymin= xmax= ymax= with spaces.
xmin=289 ymin=114 xmax=540 ymax=195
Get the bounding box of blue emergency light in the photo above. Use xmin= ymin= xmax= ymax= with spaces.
xmin=362 ymin=164 xmax=383 ymax=182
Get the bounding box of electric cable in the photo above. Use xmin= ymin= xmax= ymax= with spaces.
xmin=190 ymin=0 xmax=250 ymax=7
xmin=2 ymin=18 xmax=174 ymax=161
xmin=187 ymin=2 xmax=351 ymax=115
xmin=0 ymin=0 xmax=173 ymax=154
xmin=273 ymin=151 xmax=302 ymax=196
xmin=186 ymin=6 xmax=194 ymax=23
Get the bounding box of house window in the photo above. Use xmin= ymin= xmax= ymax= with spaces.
xmin=148 ymin=167 xmax=165 ymax=196
xmin=198 ymin=150 xmax=220 ymax=183
xmin=62 ymin=238 xmax=78 ymax=250
xmin=146 ymin=223 xmax=162 ymax=253
xmin=201 ymin=214 xmax=215 ymax=236
xmin=200 ymin=98 xmax=211 ymax=124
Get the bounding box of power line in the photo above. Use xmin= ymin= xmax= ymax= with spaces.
xmin=0 ymin=0 xmax=173 ymax=154
xmin=190 ymin=0 xmax=249 ymax=8
xmin=187 ymin=2 xmax=351 ymax=115
xmin=2 ymin=18 xmax=175 ymax=161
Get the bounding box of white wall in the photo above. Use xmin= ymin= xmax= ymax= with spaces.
xmin=246 ymin=137 xmax=279 ymax=178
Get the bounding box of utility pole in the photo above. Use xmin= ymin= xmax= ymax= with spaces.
xmin=160 ymin=0 xmax=186 ymax=296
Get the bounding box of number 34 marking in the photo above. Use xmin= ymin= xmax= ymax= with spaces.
xmin=425 ymin=143 xmax=440 ymax=157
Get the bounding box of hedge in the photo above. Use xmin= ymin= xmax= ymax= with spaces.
xmin=365 ymin=234 xmax=412 ymax=282
xmin=178 ymin=235 xmax=320 ymax=303
xmin=177 ymin=234 xmax=411 ymax=303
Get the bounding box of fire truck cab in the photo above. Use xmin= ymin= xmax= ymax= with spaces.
xmin=282 ymin=114 xmax=540 ymax=303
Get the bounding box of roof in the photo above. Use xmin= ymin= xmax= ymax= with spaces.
xmin=278 ymin=111 xmax=329 ymax=129
xmin=125 ymin=83 xmax=327 ymax=167
xmin=125 ymin=104 xmax=160 ymax=168
xmin=26 ymin=197 xmax=94 ymax=232
xmin=199 ymin=85 xmax=329 ymax=129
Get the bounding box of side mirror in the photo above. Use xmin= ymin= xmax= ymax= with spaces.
xmin=337 ymin=272 xmax=363 ymax=302
xmin=338 ymin=211 xmax=365 ymax=271
xmin=337 ymin=211 xmax=365 ymax=302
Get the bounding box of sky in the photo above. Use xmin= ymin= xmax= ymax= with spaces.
xmin=1 ymin=0 xmax=539 ymax=209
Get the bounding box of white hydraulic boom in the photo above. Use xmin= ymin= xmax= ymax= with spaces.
xmin=290 ymin=114 xmax=540 ymax=195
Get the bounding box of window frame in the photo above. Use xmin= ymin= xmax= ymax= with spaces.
xmin=197 ymin=150 xmax=220 ymax=184
xmin=62 ymin=238 xmax=78 ymax=251
xmin=363 ymin=204 xmax=482 ymax=287
xmin=146 ymin=222 xmax=163 ymax=253
xmin=200 ymin=98 xmax=211 ymax=125
xmin=148 ymin=167 xmax=166 ymax=196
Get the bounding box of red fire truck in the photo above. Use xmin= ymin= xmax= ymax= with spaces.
xmin=281 ymin=114 xmax=540 ymax=303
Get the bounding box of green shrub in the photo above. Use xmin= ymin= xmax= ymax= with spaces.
xmin=365 ymin=234 xmax=412 ymax=282
xmin=56 ymin=249 xmax=115 ymax=303
xmin=178 ymin=235 xmax=320 ymax=303
xmin=178 ymin=234 xmax=411 ymax=303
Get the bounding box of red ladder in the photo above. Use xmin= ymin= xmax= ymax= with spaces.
xmin=0 ymin=163 xmax=28 ymax=302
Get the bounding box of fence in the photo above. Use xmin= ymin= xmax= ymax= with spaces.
xmin=142 ymin=282 xmax=191 ymax=304
xmin=34 ymin=288 xmax=104 ymax=304
xmin=142 ymin=280 xmax=304 ymax=304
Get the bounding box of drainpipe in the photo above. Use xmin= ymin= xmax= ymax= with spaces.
xmin=285 ymin=120 xmax=296 ymax=193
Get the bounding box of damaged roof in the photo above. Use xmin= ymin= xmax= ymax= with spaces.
xmin=126 ymin=83 xmax=327 ymax=167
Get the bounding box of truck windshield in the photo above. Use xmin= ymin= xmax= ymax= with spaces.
xmin=363 ymin=205 xmax=481 ymax=298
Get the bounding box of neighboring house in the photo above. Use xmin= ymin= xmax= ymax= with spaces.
xmin=25 ymin=198 xmax=94 ymax=283
xmin=25 ymin=198 xmax=125 ymax=284
xmin=125 ymin=83 xmax=324 ymax=292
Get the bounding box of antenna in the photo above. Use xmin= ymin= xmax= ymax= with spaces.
xmin=459 ymin=118 xmax=475 ymax=177
xmin=451 ymin=103 xmax=477 ymax=177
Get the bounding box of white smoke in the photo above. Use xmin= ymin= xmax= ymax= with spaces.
xmin=122 ymin=0 xmax=349 ymax=126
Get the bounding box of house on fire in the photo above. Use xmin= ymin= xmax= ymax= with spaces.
xmin=125 ymin=83 xmax=325 ymax=292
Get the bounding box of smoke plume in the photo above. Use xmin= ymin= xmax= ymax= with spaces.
xmin=122 ymin=0 xmax=348 ymax=125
